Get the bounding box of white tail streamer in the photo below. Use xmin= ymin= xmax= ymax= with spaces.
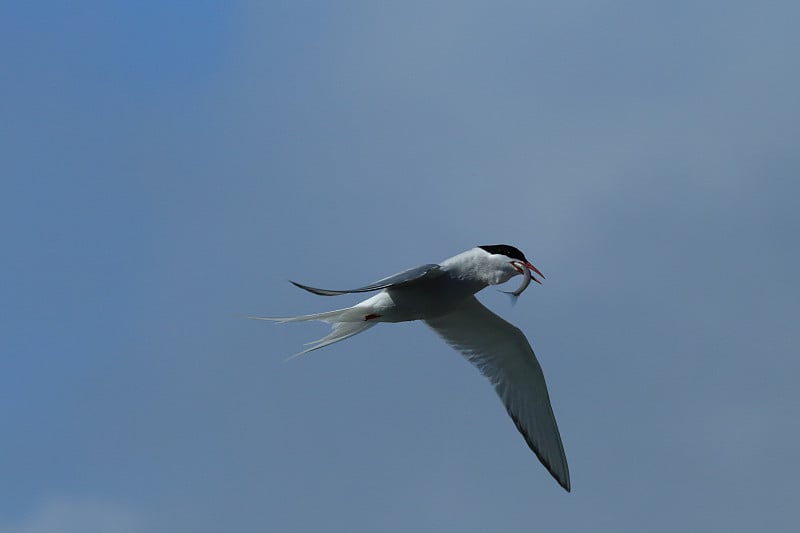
xmin=248 ymin=306 xmax=376 ymax=359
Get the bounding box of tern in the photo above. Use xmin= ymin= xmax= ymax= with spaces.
xmin=251 ymin=245 xmax=570 ymax=491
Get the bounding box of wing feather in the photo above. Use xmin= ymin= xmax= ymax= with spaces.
xmin=424 ymin=297 xmax=571 ymax=491
xmin=290 ymin=264 xmax=442 ymax=296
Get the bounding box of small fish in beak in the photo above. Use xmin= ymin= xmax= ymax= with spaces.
xmin=501 ymin=262 xmax=534 ymax=304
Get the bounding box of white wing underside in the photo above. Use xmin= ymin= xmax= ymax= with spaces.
xmin=424 ymin=297 xmax=570 ymax=491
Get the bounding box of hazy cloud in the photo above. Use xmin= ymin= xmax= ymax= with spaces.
xmin=0 ymin=498 xmax=146 ymax=533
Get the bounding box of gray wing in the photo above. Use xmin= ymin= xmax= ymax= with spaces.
xmin=424 ymin=296 xmax=571 ymax=492
xmin=290 ymin=264 xmax=443 ymax=296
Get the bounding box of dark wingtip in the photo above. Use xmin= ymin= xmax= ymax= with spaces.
xmin=509 ymin=411 xmax=571 ymax=493
xmin=289 ymin=280 xmax=322 ymax=295
xmin=288 ymin=280 xmax=309 ymax=292
xmin=288 ymin=280 xmax=341 ymax=296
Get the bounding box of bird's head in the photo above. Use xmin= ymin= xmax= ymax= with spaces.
xmin=477 ymin=244 xmax=545 ymax=285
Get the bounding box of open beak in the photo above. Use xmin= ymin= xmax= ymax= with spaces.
xmin=520 ymin=261 xmax=544 ymax=284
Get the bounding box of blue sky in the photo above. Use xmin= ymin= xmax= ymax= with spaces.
xmin=2 ymin=2 xmax=799 ymax=531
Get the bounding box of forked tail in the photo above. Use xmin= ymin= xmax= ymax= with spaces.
xmin=248 ymin=306 xmax=376 ymax=358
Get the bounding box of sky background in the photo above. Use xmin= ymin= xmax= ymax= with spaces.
xmin=2 ymin=1 xmax=799 ymax=531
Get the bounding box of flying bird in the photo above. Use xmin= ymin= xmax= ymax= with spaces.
xmin=251 ymin=245 xmax=570 ymax=491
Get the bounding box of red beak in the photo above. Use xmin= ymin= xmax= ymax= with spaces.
xmin=524 ymin=261 xmax=545 ymax=284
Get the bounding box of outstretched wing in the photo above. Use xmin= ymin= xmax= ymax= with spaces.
xmin=290 ymin=264 xmax=443 ymax=296
xmin=424 ymin=296 xmax=571 ymax=491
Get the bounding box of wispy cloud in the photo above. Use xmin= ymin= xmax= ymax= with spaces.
xmin=0 ymin=497 xmax=147 ymax=533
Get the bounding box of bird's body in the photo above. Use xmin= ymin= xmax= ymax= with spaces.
xmin=252 ymin=245 xmax=571 ymax=491
xmin=347 ymin=250 xmax=492 ymax=322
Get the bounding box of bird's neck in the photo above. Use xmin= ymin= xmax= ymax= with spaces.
xmin=440 ymin=248 xmax=507 ymax=286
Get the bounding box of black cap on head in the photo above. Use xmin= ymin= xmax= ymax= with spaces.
xmin=478 ymin=244 xmax=528 ymax=262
